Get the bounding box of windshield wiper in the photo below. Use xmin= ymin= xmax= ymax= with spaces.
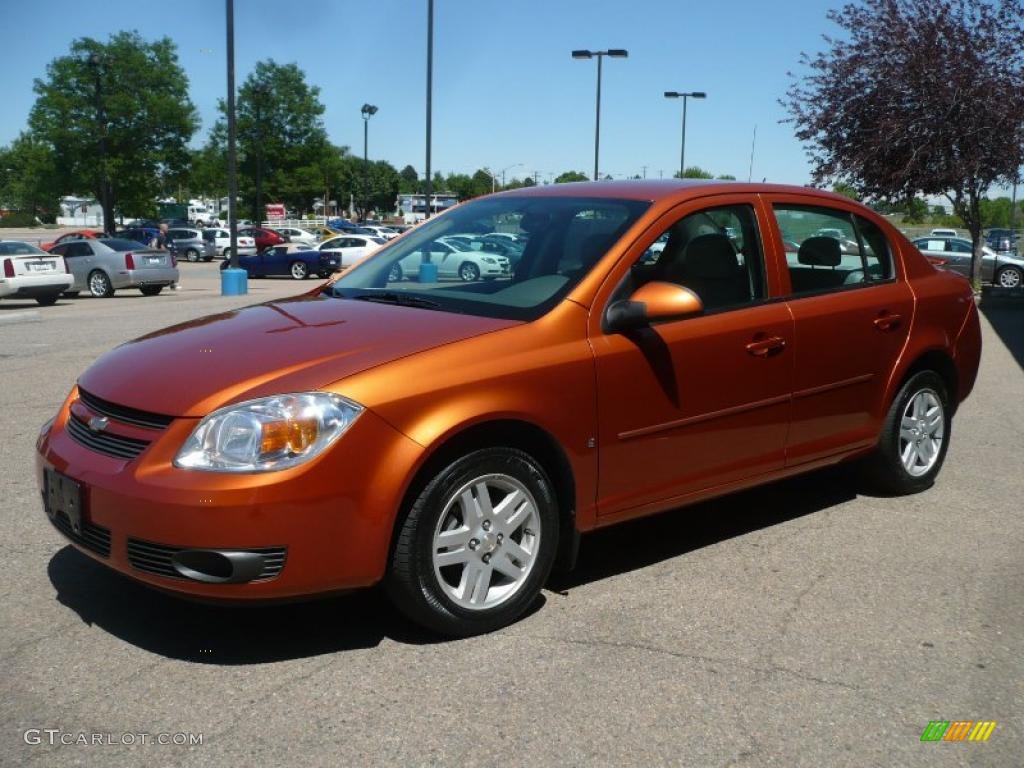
xmin=349 ymin=292 xmax=447 ymax=311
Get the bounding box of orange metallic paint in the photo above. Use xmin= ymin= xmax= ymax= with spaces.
xmin=35 ymin=181 xmax=981 ymax=602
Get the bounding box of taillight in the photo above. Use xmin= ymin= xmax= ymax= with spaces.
xmin=63 ymin=257 xmax=69 ymax=273
xmin=125 ymin=252 xmax=136 ymax=270
xmin=2 ymin=258 xmax=13 ymax=278
xmin=926 ymin=256 xmax=948 ymax=266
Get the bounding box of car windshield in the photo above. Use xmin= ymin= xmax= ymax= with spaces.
xmin=328 ymin=195 xmax=650 ymax=321
xmin=99 ymin=239 xmax=143 ymax=251
xmin=0 ymin=241 xmax=48 ymax=256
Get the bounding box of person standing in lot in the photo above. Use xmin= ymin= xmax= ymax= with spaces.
xmin=155 ymin=223 xmax=181 ymax=291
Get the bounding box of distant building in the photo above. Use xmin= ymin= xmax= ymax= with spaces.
xmin=396 ymin=192 xmax=458 ymax=223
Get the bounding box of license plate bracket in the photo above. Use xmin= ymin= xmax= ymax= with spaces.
xmin=44 ymin=468 xmax=84 ymax=534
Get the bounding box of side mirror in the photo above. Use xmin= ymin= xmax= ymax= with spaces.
xmin=605 ymin=281 xmax=704 ymax=333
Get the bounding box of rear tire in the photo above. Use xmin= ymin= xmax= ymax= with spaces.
xmin=386 ymin=447 xmax=559 ymax=637
xmin=87 ymin=270 xmax=114 ymax=298
xmin=388 ymin=263 xmax=404 ymax=282
xmin=186 ymin=248 xmax=200 ymax=263
xmin=862 ymin=370 xmax=951 ymax=495
xmin=35 ymin=294 xmax=60 ymax=306
xmin=62 ymin=291 xmax=80 ymax=298
xmin=139 ymin=286 xmax=163 ymax=296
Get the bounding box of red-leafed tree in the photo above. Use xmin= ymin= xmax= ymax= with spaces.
xmin=783 ymin=0 xmax=1024 ymax=286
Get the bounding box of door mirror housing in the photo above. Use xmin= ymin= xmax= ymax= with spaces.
xmin=605 ymin=281 xmax=704 ymax=333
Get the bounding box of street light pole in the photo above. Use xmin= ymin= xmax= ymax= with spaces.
xmin=572 ymin=49 xmax=628 ymax=181
xmin=226 ymin=0 xmax=239 ymax=269
xmin=664 ymin=91 xmax=706 ymax=178
xmin=424 ymin=0 xmax=434 ymax=219
xmin=360 ymin=103 xmax=378 ymax=221
xmin=500 ymin=163 xmax=523 ymax=189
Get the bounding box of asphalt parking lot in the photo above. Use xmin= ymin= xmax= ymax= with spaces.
xmin=1 ymin=264 xmax=1022 ymax=767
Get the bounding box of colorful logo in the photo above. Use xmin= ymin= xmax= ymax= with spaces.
xmin=921 ymin=721 xmax=996 ymax=742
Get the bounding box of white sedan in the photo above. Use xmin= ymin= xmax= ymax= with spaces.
xmin=0 ymin=240 xmax=74 ymax=305
xmin=202 ymin=229 xmax=258 ymax=259
xmin=394 ymin=240 xmax=510 ymax=282
xmin=274 ymin=226 xmax=320 ymax=246
xmin=359 ymin=225 xmax=400 ymax=240
xmin=317 ymin=235 xmax=386 ymax=267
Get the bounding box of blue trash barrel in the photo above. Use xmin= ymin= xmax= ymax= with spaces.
xmin=418 ymin=262 xmax=438 ymax=283
xmin=220 ymin=268 xmax=248 ymax=296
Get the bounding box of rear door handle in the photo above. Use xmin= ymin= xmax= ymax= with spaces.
xmin=873 ymin=312 xmax=902 ymax=331
xmin=746 ymin=335 xmax=787 ymax=357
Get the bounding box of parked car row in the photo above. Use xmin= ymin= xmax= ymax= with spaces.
xmin=0 ymin=238 xmax=178 ymax=302
xmin=913 ymin=236 xmax=1024 ymax=288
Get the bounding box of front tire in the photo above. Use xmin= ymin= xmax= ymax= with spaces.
xmin=35 ymin=294 xmax=60 ymax=306
xmin=87 ymin=270 xmax=114 ymax=298
xmin=995 ymin=265 xmax=1022 ymax=288
xmin=388 ymin=263 xmax=404 ymax=282
xmin=290 ymin=261 xmax=309 ymax=280
xmin=458 ymin=262 xmax=481 ymax=282
xmin=863 ymin=370 xmax=951 ymax=494
xmin=387 ymin=447 xmax=559 ymax=637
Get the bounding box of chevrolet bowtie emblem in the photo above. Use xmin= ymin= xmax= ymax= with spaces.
xmin=87 ymin=415 xmax=110 ymax=433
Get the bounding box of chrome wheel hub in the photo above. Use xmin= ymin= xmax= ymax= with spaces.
xmin=899 ymin=389 xmax=944 ymax=477
xmin=432 ymin=474 xmax=540 ymax=610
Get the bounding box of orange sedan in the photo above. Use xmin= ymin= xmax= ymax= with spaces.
xmin=36 ymin=182 xmax=981 ymax=636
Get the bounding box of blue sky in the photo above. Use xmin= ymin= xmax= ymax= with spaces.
xmin=0 ymin=0 xmax=842 ymax=185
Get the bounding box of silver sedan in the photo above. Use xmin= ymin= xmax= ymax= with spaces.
xmin=47 ymin=238 xmax=179 ymax=297
xmin=913 ymin=237 xmax=1024 ymax=288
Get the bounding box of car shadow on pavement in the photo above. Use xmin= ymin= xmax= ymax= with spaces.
xmin=980 ymin=291 xmax=1024 ymax=373
xmin=48 ymin=465 xmax=857 ymax=662
xmin=551 ymin=464 xmax=859 ymax=591
xmin=47 ymin=547 xmax=453 ymax=664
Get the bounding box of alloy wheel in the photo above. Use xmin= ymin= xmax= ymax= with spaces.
xmin=997 ymin=267 xmax=1022 ymax=288
xmin=899 ymin=389 xmax=945 ymax=477
xmin=431 ymin=474 xmax=540 ymax=610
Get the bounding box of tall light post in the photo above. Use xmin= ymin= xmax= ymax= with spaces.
xmin=500 ymin=162 xmax=523 ymax=189
xmin=572 ymin=49 xmax=628 ymax=181
xmin=360 ymin=103 xmax=378 ymax=220
xmin=424 ymin=0 xmax=434 ymax=219
xmin=664 ymin=91 xmax=706 ymax=178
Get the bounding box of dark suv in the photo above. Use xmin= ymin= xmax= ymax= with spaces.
xmin=985 ymin=229 xmax=1019 ymax=254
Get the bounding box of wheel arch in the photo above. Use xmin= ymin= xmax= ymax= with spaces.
xmin=389 ymin=418 xmax=580 ymax=574
xmin=892 ymin=348 xmax=960 ymax=416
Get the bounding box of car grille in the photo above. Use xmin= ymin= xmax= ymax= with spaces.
xmin=66 ymin=413 xmax=151 ymax=460
xmin=78 ymin=387 xmax=174 ymax=430
xmin=47 ymin=507 xmax=111 ymax=558
xmin=126 ymin=539 xmax=287 ymax=581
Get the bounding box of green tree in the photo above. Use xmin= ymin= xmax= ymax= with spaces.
xmin=716 ymin=174 xmax=737 ymax=180
xmin=207 ymin=60 xmax=330 ymax=218
xmin=338 ymin=156 xmax=399 ymax=219
xmin=832 ymin=182 xmax=860 ymax=200
xmin=554 ymin=171 xmax=589 ymax=183
xmin=673 ymin=166 xmax=714 ymax=179
xmin=0 ymin=132 xmax=60 ymax=220
xmin=28 ymin=31 xmax=198 ymax=230
xmin=399 ymin=164 xmax=420 ymax=193
xmin=980 ymin=197 xmax=1013 ymax=228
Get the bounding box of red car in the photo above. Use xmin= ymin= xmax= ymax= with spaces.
xmin=41 ymin=229 xmax=102 ymax=252
xmin=35 ymin=182 xmax=981 ymax=636
xmin=238 ymin=226 xmax=286 ymax=252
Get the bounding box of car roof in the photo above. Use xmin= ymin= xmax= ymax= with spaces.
xmin=490 ymin=179 xmax=854 ymax=203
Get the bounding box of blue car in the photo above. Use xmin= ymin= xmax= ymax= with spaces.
xmin=115 ymin=227 xmax=160 ymax=247
xmin=220 ymin=244 xmax=341 ymax=280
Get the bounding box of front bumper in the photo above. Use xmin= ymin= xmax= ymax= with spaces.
xmin=36 ymin=388 xmax=424 ymax=600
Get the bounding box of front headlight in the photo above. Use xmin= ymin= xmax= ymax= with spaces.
xmin=174 ymin=392 xmax=362 ymax=473
xmin=482 ymin=256 xmax=497 ymax=264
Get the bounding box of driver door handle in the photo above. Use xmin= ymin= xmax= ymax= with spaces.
xmin=873 ymin=312 xmax=902 ymax=331
xmin=746 ymin=336 xmax=787 ymax=357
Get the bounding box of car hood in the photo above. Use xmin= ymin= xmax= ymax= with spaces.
xmin=77 ymin=294 xmax=519 ymax=417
